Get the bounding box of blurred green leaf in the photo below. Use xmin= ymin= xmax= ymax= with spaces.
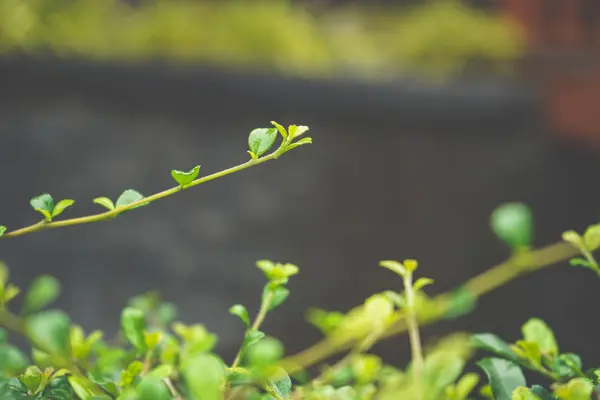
xmin=93 ymin=197 xmax=115 ymax=211
xmin=477 ymin=358 xmax=526 ymax=400
xmin=352 ymin=354 xmax=382 ymax=385
xmin=18 ymin=366 xmax=42 ymax=394
xmin=0 ymin=344 xmax=28 ymax=374
xmin=30 ymin=194 xmax=54 ymax=221
xmin=229 ymin=304 xmax=250 ymax=327
xmin=530 ymin=385 xmax=557 ymax=400
xmin=116 ymin=190 xmax=148 ymax=210
xmin=21 ymin=275 xmax=61 ymax=315
xmin=68 ymin=375 xmax=104 ymax=399
xmin=453 ymin=373 xmax=480 ymax=399
xmin=247 ymin=337 xmax=283 ymax=367
xmin=171 ymin=165 xmax=201 ymax=186
xmin=148 ymin=365 xmax=174 ymax=379
xmin=121 ymin=307 xmax=147 ymax=352
xmin=443 ymin=288 xmax=477 ymax=320
xmin=521 ymin=319 xmax=558 ymax=356
xmin=26 ymin=310 xmax=71 ymax=358
xmin=240 ymin=330 xmax=265 ymax=359
xmin=413 ymin=277 xmax=434 ymax=292
xmin=288 ymin=125 xmax=309 ymax=140
xmin=512 ymin=387 xmax=541 ymax=400
xmin=184 ymin=353 xmax=225 ymax=400
xmin=490 ymin=202 xmax=533 ymax=251
xmin=265 ymin=367 xmax=292 ymax=398
xmin=553 ymin=378 xmax=594 ymax=400
xmin=270 ymin=121 xmax=287 ymax=140
xmin=0 ymin=226 xmax=6 ymax=238
xmin=262 ymin=284 xmax=289 ymax=311
xmin=472 ymin=334 xmax=518 ymax=362
xmin=248 ymin=128 xmax=278 ymax=157
xmin=52 ymin=199 xmax=75 ymax=218
xmin=136 ymin=375 xmax=171 ymax=400
xmin=583 ymin=224 xmax=600 ymax=250
xmin=281 ymin=137 xmax=313 ymax=154
xmin=156 ymin=302 xmax=177 ymax=326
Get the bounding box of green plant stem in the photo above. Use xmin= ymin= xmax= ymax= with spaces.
xmin=0 ymin=310 xmax=26 ymax=334
xmin=230 ymin=291 xmax=274 ymax=370
xmin=164 ymin=378 xmax=183 ymax=400
xmin=1 ymin=150 xmax=283 ymax=239
xmin=281 ymin=241 xmax=579 ymax=374
xmin=225 ymin=291 xmax=275 ymax=398
xmin=403 ymin=271 xmax=423 ymax=397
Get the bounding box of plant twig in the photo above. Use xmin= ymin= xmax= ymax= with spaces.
xmin=280 ymin=241 xmax=579 ymax=373
xmin=1 ymin=149 xmax=284 ymax=239
xmin=403 ymin=270 xmax=423 ymax=398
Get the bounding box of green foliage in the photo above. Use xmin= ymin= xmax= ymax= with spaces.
xmin=490 ymin=202 xmax=533 ymax=252
xmin=248 ymin=128 xmax=278 ymax=159
xmin=0 ymin=125 xmax=598 ymax=399
xmin=0 ymin=0 xmax=524 ymax=80
xmin=21 ymin=275 xmax=61 ymax=315
xmin=171 ymin=166 xmax=201 ymax=187
xmin=477 ymin=358 xmax=526 ymax=400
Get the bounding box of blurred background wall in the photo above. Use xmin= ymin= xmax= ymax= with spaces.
xmin=0 ymin=0 xmax=600 ymax=367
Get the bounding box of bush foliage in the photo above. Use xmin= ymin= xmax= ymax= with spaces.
xmin=0 ymin=0 xmax=524 ymax=79
xmin=0 ymin=123 xmax=598 ymax=399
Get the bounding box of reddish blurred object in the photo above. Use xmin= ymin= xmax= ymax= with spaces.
xmin=500 ymin=0 xmax=600 ymax=146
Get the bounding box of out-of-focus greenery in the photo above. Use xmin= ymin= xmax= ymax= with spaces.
xmin=0 ymin=0 xmax=524 ymax=79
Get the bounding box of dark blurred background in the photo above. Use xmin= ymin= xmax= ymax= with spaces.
xmin=1 ymin=0 xmax=600 ymax=369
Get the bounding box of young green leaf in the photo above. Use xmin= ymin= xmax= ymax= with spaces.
xmin=270 ymin=121 xmax=288 ymax=140
xmin=30 ymin=193 xmax=54 ymax=221
xmin=240 ymin=330 xmax=265 ymax=357
xmin=471 ymin=334 xmax=519 ymax=362
xmin=52 ymin=199 xmax=75 ymax=218
xmin=379 ymin=260 xmax=406 ymax=277
xmin=512 ymin=387 xmax=541 ymax=400
xmin=281 ymin=137 xmax=313 ymax=154
xmin=135 ymin=376 xmax=171 ymax=400
xmin=18 ymin=366 xmax=43 ymax=394
xmin=21 ymin=275 xmax=61 ymax=315
xmin=583 ymin=224 xmax=600 ymax=250
xmin=0 ymin=343 xmax=29 ymax=374
xmin=248 ymin=128 xmax=278 ymax=157
xmin=2 ymin=284 xmax=20 ymax=304
xmin=148 ymin=365 xmax=174 ymax=379
xmin=453 ymin=373 xmax=480 ymax=399
xmin=156 ymin=302 xmax=177 ymax=326
xmin=288 ymin=125 xmax=309 ymax=140
xmin=68 ymin=375 xmax=105 ymax=399
xmin=443 ymin=288 xmax=477 ymax=320
xmin=553 ymin=378 xmax=594 ymax=400
xmin=477 ymin=358 xmax=526 ymax=400
xmin=93 ymin=197 xmax=115 ymax=211
xmin=413 ymin=277 xmax=434 ymax=292
xmin=116 ymin=190 xmax=148 ymax=209
xmin=529 ymin=385 xmax=556 ymax=400
xmin=184 ymin=353 xmax=225 ymax=400
xmin=562 ymin=230 xmax=583 ymax=247
xmin=521 ymin=319 xmax=558 ymax=356
xmin=229 ymin=304 xmax=250 ymax=327
xmin=262 ymin=285 xmax=290 ymax=311
xmin=171 ymin=165 xmax=201 ymax=186
xmin=246 ymin=337 xmax=284 ymax=367
xmin=569 ymin=258 xmax=592 ymax=268
xmin=265 ymin=367 xmax=292 ymax=398
xmin=0 ymin=226 xmax=6 ymax=238
xmin=26 ymin=310 xmax=71 ymax=358
xmin=490 ymin=202 xmax=533 ymax=251
xmin=121 ymin=307 xmax=147 ymax=352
